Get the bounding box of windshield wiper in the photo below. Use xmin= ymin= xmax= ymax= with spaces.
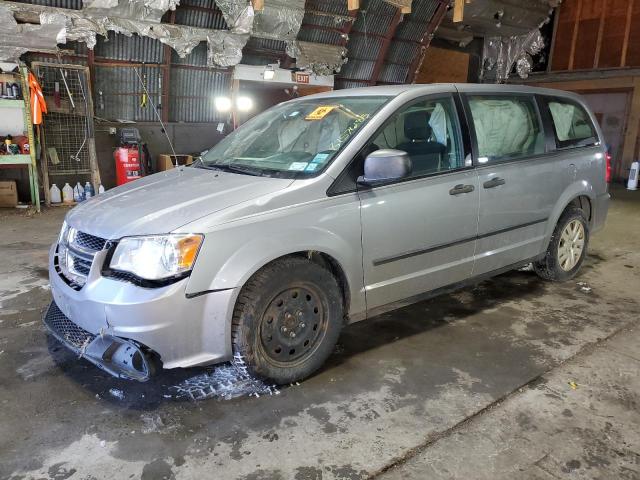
xmin=210 ymin=164 xmax=265 ymax=176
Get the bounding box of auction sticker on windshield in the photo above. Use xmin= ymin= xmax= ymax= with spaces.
xmin=288 ymin=162 xmax=309 ymax=171
xmin=306 ymin=106 xmax=337 ymax=120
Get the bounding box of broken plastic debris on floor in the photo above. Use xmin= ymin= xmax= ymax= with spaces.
xmin=170 ymin=353 xmax=280 ymax=401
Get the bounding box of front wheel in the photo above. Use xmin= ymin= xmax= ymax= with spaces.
xmin=534 ymin=207 xmax=589 ymax=282
xmin=231 ymin=257 xmax=343 ymax=384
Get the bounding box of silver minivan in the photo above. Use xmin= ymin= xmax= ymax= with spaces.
xmin=45 ymin=84 xmax=610 ymax=383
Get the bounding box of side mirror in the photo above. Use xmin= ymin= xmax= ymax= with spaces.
xmin=357 ymin=149 xmax=412 ymax=186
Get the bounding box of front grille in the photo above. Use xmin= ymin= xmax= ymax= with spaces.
xmin=56 ymin=228 xmax=108 ymax=290
xmin=72 ymin=256 xmax=92 ymax=276
xmin=43 ymin=301 xmax=96 ymax=350
xmin=75 ymin=231 xmax=107 ymax=251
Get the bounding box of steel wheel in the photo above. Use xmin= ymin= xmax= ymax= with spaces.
xmin=258 ymin=284 xmax=328 ymax=367
xmin=557 ymin=219 xmax=585 ymax=271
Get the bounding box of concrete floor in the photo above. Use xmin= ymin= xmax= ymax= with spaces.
xmin=1 ymin=187 xmax=639 ymax=480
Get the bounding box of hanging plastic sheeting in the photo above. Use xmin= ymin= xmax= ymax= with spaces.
xmin=82 ymin=0 xmax=180 ymax=23
xmin=35 ymin=6 xmax=247 ymax=65
xmin=286 ymin=40 xmax=347 ymax=76
xmin=0 ymin=5 xmax=64 ymax=61
xmin=214 ymin=0 xmax=255 ymax=35
xmin=207 ymin=31 xmax=249 ymax=67
xmin=482 ymin=29 xmax=544 ymax=82
xmin=7 ymin=1 xmax=249 ymax=68
xmin=252 ymin=0 xmax=305 ymax=41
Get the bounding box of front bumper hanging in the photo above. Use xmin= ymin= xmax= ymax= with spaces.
xmin=43 ymin=301 xmax=156 ymax=381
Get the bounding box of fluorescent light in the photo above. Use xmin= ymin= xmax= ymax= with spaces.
xmin=214 ymin=96 xmax=232 ymax=112
xmin=237 ymin=96 xmax=253 ymax=112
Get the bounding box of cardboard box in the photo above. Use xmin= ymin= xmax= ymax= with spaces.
xmin=157 ymin=154 xmax=193 ymax=172
xmin=0 ymin=180 xmax=18 ymax=207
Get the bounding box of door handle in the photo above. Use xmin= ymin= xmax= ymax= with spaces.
xmin=449 ymin=184 xmax=475 ymax=195
xmin=483 ymin=177 xmax=506 ymax=189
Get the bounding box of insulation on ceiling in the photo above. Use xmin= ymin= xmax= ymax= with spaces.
xmin=482 ymin=29 xmax=545 ymax=82
xmin=252 ymin=0 xmax=305 ymax=41
xmin=286 ymin=40 xmax=347 ymax=76
xmin=0 ymin=5 xmax=64 ymax=61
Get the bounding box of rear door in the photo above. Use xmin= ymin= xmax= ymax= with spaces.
xmin=462 ymin=92 xmax=564 ymax=275
xmin=356 ymin=94 xmax=480 ymax=313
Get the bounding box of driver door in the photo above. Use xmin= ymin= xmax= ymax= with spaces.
xmin=357 ymin=95 xmax=480 ymax=313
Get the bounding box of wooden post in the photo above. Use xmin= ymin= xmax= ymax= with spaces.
xmin=20 ymin=66 xmax=40 ymax=212
xmin=347 ymin=0 xmax=359 ymax=12
xmin=252 ymin=0 xmax=264 ymax=11
xmin=452 ymin=0 xmax=464 ymax=23
xmin=621 ymin=79 xmax=640 ymax=179
xmin=547 ymin=4 xmax=560 ymax=73
xmin=160 ymin=9 xmax=175 ymax=124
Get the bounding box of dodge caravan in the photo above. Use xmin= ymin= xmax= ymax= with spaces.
xmin=45 ymin=84 xmax=609 ymax=383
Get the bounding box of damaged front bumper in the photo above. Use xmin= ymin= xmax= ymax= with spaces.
xmin=43 ymin=301 xmax=156 ymax=381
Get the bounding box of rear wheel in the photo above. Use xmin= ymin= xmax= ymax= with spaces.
xmin=534 ymin=207 xmax=589 ymax=281
xmin=231 ymin=257 xmax=343 ymax=384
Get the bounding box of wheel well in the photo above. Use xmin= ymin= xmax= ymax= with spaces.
xmin=568 ymin=195 xmax=592 ymax=222
xmin=249 ymin=252 xmax=351 ymax=318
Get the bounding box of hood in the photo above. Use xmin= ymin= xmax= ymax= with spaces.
xmin=65 ymin=167 xmax=294 ymax=239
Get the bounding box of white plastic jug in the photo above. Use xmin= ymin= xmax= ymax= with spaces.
xmin=98 ymin=184 xmax=105 ymax=194
xmin=628 ymin=161 xmax=639 ymax=191
xmin=62 ymin=183 xmax=74 ymax=204
xmin=50 ymin=184 xmax=61 ymax=204
xmin=74 ymin=182 xmax=84 ymax=202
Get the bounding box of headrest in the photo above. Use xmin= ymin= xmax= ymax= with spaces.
xmin=404 ymin=111 xmax=431 ymax=141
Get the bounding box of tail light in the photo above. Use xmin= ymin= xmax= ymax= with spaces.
xmin=605 ymin=151 xmax=612 ymax=183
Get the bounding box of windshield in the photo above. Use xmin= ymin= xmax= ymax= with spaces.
xmin=201 ymin=96 xmax=389 ymax=177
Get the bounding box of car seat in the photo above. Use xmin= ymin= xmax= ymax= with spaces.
xmin=397 ymin=111 xmax=447 ymax=175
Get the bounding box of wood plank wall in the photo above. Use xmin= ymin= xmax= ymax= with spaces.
xmin=551 ymin=0 xmax=640 ymax=72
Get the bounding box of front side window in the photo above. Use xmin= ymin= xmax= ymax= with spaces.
xmin=545 ymin=98 xmax=597 ymax=148
xmin=369 ymin=96 xmax=464 ymax=178
xmin=201 ymin=96 xmax=389 ymax=178
xmin=467 ymin=95 xmax=545 ymax=163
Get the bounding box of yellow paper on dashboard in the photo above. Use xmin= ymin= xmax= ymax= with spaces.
xmin=306 ymin=105 xmax=337 ymax=120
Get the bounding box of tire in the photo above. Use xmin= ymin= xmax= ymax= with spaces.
xmin=231 ymin=256 xmax=343 ymax=384
xmin=534 ymin=207 xmax=589 ymax=282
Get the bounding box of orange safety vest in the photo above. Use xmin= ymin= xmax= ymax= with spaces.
xmin=28 ymin=72 xmax=47 ymax=125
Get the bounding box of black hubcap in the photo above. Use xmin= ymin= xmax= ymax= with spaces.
xmin=259 ymin=285 xmax=326 ymax=364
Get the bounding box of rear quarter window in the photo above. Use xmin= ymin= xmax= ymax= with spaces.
xmin=544 ymin=97 xmax=598 ymax=149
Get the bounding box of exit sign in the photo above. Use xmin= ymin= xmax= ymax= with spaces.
xmin=295 ymin=72 xmax=310 ymax=84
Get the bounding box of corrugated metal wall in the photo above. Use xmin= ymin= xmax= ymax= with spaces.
xmin=169 ymin=67 xmax=230 ymax=122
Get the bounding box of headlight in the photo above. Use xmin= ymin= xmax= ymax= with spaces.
xmin=109 ymin=234 xmax=203 ymax=281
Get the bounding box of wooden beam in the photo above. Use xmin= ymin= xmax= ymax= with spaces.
xmin=567 ymin=0 xmax=583 ymax=71
xmin=452 ymin=0 xmax=464 ymax=23
xmin=160 ymin=9 xmax=175 ymax=124
xmin=368 ymin=7 xmax=403 ymax=86
xmin=546 ymin=3 xmax=560 ymax=73
xmin=621 ymin=79 xmax=640 ymax=178
xmin=252 ymin=0 xmax=264 ymax=11
xmin=347 ymin=0 xmax=359 ymax=12
xmin=621 ymin=0 xmax=635 ymax=67
xmin=593 ymin=0 xmax=606 ymax=69
xmin=407 ymin=0 xmax=449 ymax=84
